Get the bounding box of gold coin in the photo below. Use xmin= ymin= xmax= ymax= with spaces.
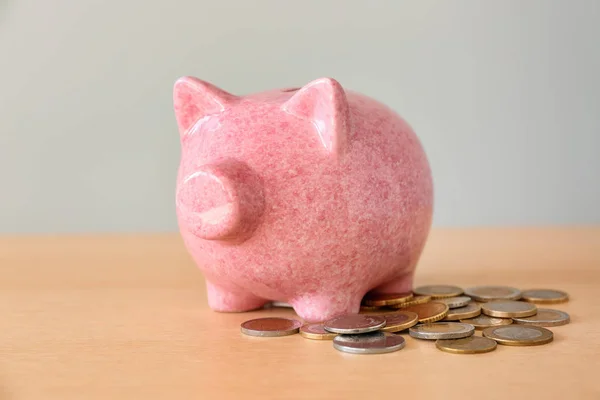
xmin=464 ymin=286 xmax=521 ymax=302
xmin=299 ymin=323 xmax=338 ymax=340
xmin=362 ymin=291 xmax=413 ymax=306
xmin=402 ymin=301 xmax=449 ymax=323
xmin=521 ymin=289 xmax=569 ymax=304
xmin=413 ymin=285 xmax=464 ymax=299
xmin=388 ymin=295 xmax=432 ymax=309
xmin=443 ymin=302 xmax=481 ymax=321
xmin=481 ymin=300 xmax=537 ymax=318
xmin=512 ymin=309 xmax=570 ymax=327
xmin=460 ymin=315 xmax=513 ymax=329
xmin=378 ymin=311 xmax=419 ymax=332
xmin=436 ymin=336 xmax=497 ymax=354
xmin=483 ymin=325 xmax=553 ymax=346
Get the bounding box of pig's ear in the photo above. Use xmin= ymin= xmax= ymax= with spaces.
xmin=173 ymin=76 xmax=237 ymax=135
xmin=282 ymin=77 xmax=350 ymax=157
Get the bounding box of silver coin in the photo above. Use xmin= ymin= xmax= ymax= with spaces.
xmin=512 ymin=308 xmax=570 ymax=327
xmin=333 ymin=331 xmax=406 ymax=354
xmin=437 ymin=296 xmax=472 ymax=309
xmin=409 ymin=322 xmax=475 ymax=340
xmin=324 ymin=314 xmax=386 ymax=334
xmin=464 ymin=286 xmax=522 ymax=302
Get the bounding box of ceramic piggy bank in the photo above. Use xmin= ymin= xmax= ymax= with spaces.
xmin=173 ymin=76 xmax=433 ymax=322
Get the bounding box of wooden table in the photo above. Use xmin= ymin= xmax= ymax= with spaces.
xmin=1 ymin=229 xmax=599 ymax=399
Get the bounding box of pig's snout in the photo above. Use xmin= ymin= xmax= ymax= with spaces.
xmin=177 ymin=159 xmax=265 ymax=242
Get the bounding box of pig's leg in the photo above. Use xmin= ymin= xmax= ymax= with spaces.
xmin=371 ymin=269 xmax=415 ymax=294
xmin=291 ymin=292 xmax=363 ymax=323
xmin=205 ymin=280 xmax=268 ymax=312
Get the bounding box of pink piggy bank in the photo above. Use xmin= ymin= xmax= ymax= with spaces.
xmin=173 ymin=76 xmax=433 ymax=322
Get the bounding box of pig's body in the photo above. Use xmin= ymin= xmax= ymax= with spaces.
xmin=174 ymin=77 xmax=433 ymax=322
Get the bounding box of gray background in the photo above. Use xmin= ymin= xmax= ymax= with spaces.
xmin=1 ymin=0 xmax=598 ymax=233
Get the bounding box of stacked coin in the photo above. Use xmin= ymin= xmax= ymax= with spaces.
xmin=241 ymin=285 xmax=570 ymax=355
xmin=322 ymin=294 xmax=421 ymax=354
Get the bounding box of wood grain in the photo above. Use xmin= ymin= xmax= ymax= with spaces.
xmin=1 ymin=228 xmax=599 ymax=399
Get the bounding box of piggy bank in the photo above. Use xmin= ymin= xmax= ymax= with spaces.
xmin=173 ymin=76 xmax=433 ymax=322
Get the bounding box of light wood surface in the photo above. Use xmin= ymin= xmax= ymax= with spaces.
xmin=1 ymin=228 xmax=599 ymax=399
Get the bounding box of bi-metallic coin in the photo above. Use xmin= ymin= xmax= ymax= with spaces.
xmin=460 ymin=315 xmax=513 ymax=329
xmin=512 ymin=308 xmax=570 ymax=327
xmin=324 ymin=314 xmax=386 ymax=334
xmin=481 ymin=300 xmax=537 ymax=318
xmin=521 ymin=289 xmax=569 ymax=304
xmin=409 ymin=322 xmax=475 ymax=340
xmin=443 ymin=302 xmax=481 ymax=321
xmin=483 ymin=325 xmax=553 ymax=346
xmin=240 ymin=317 xmax=303 ymax=337
xmin=436 ymin=336 xmax=497 ymax=354
xmin=333 ymin=331 xmax=406 ymax=354
xmin=437 ymin=296 xmax=472 ymax=309
xmin=464 ymin=286 xmax=521 ymax=302
xmin=413 ymin=285 xmax=464 ymax=299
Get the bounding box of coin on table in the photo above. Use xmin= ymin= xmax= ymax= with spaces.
xmin=437 ymin=296 xmax=472 ymax=309
xmin=379 ymin=311 xmax=419 ymax=332
xmin=481 ymin=300 xmax=537 ymax=318
xmin=512 ymin=308 xmax=570 ymax=327
xmin=443 ymin=302 xmax=481 ymax=321
xmin=299 ymin=323 xmax=338 ymax=340
xmin=436 ymin=336 xmax=497 ymax=354
xmin=388 ymin=295 xmax=432 ymax=309
xmin=413 ymin=285 xmax=464 ymax=299
xmin=409 ymin=322 xmax=475 ymax=340
xmin=483 ymin=325 xmax=553 ymax=346
xmin=521 ymin=289 xmax=569 ymax=304
xmin=402 ymin=301 xmax=449 ymax=323
xmin=240 ymin=317 xmax=303 ymax=337
xmin=460 ymin=315 xmax=513 ymax=329
xmin=324 ymin=314 xmax=386 ymax=334
xmin=333 ymin=331 xmax=406 ymax=354
xmin=362 ymin=291 xmax=413 ymax=307
xmin=464 ymin=286 xmax=522 ymax=302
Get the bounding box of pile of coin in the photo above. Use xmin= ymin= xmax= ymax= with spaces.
xmin=240 ymin=286 xmax=570 ymax=355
